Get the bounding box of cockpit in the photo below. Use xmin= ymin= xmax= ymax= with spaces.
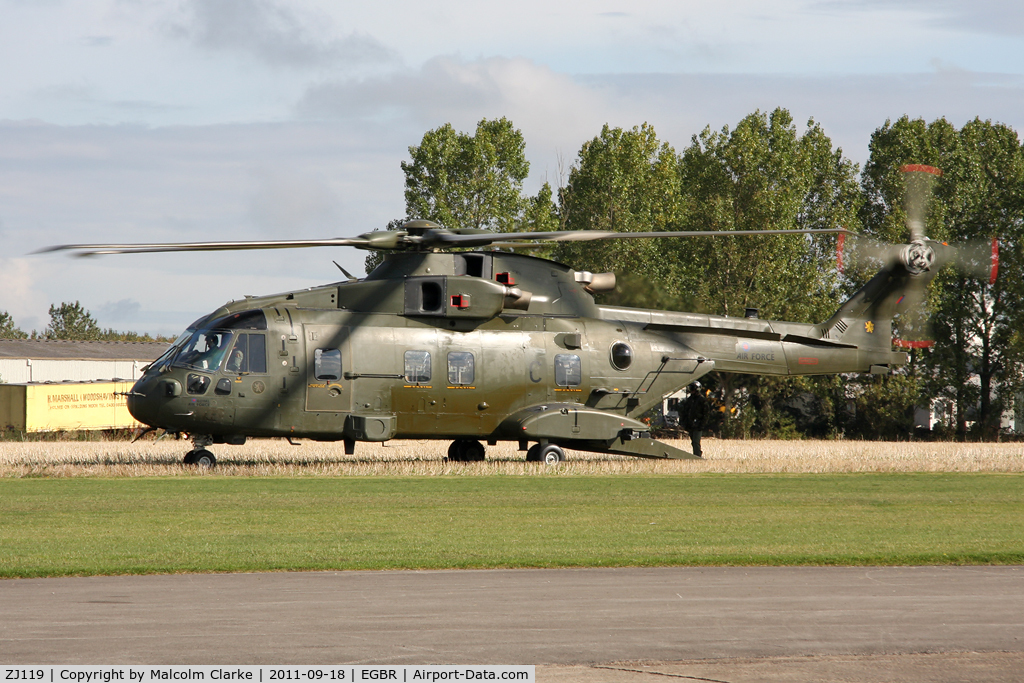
xmin=148 ymin=309 xmax=269 ymax=376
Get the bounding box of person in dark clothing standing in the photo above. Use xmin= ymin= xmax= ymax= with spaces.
xmin=680 ymin=383 xmax=710 ymax=457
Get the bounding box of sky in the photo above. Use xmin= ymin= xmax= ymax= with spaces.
xmin=1 ymin=0 xmax=1022 ymax=336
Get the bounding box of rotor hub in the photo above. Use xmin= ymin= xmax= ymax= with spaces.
xmin=900 ymin=240 xmax=935 ymax=275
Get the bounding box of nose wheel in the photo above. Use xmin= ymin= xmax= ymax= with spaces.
xmin=183 ymin=435 xmax=216 ymax=468
xmin=183 ymin=449 xmax=217 ymax=467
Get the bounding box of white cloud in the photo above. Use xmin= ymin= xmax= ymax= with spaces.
xmin=168 ymin=0 xmax=397 ymax=69
xmin=0 ymin=118 xmax=408 ymax=334
xmin=2 ymin=2 xmax=1023 ymax=335
xmin=246 ymin=167 xmax=343 ymax=235
xmin=297 ymin=57 xmax=532 ymax=121
xmin=826 ymin=0 xmax=1024 ymax=37
xmin=295 ymin=56 xmax=631 ymax=185
xmin=0 ymin=257 xmax=48 ymax=331
xmin=97 ymin=298 xmax=142 ymax=323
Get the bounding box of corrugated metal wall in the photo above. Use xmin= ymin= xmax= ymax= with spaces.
xmin=0 ymin=359 xmax=143 ymax=384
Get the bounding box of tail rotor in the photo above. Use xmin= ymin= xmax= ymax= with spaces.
xmin=838 ymin=165 xmax=998 ymax=348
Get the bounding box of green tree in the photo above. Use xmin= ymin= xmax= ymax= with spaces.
xmin=520 ymin=181 xmax=560 ymax=233
xmin=672 ymin=109 xmax=862 ymax=435
xmin=861 ymin=116 xmax=1024 ymax=439
xmin=44 ymin=301 xmax=102 ymax=340
xmin=674 ymin=109 xmax=859 ymax=321
xmin=555 ymin=123 xmax=681 ymax=285
xmin=402 ymin=117 xmax=530 ymax=232
xmin=0 ymin=310 xmax=28 ymax=339
xmin=844 ymin=372 xmax=922 ymax=440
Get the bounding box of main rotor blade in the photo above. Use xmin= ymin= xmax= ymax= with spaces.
xmin=430 ymin=227 xmax=853 ymax=248
xmin=901 ymin=164 xmax=941 ymax=243
xmin=35 ymin=237 xmax=371 ymax=257
xmin=37 ymin=227 xmax=855 ymax=257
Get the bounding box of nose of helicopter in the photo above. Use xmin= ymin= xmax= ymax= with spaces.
xmin=126 ymin=376 xmax=161 ymax=427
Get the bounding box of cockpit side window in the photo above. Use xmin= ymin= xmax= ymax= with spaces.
xmin=248 ymin=334 xmax=267 ymax=373
xmin=174 ymin=330 xmax=234 ymax=371
xmin=225 ymin=333 xmax=268 ymax=374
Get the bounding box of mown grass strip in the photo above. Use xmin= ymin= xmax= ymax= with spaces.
xmin=1 ymin=474 xmax=1022 ymax=577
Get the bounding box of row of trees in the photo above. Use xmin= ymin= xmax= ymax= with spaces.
xmin=0 ymin=302 xmax=168 ymax=342
xmin=6 ymin=112 xmax=1018 ymax=439
xmin=381 ymin=110 xmax=1024 ymax=440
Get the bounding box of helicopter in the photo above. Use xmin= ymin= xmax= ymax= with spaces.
xmin=40 ymin=165 xmax=996 ymax=466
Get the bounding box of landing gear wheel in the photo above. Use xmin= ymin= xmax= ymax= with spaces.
xmin=447 ymin=439 xmax=486 ymax=462
xmin=540 ymin=444 xmax=565 ymax=465
xmin=184 ymin=449 xmax=216 ymax=468
xmin=526 ymin=444 xmax=542 ymax=462
xmin=194 ymin=449 xmax=216 ymax=468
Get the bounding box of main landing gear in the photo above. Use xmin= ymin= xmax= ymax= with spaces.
xmin=446 ymin=439 xmax=486 ymax=462
xmin=183 ymin=434 xmax=217 ymax=468
xmin=525 ymin=443 xmax=565 ymax=465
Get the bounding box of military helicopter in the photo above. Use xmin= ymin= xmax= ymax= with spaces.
xmin=41 ymin=165 xmax=996 ymax=466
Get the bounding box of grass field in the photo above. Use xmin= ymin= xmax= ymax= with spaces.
xmin=2 ymin=472 xmax=1023 ymax=577
xmin=1 ymin=439 xmax=1021 ymax=578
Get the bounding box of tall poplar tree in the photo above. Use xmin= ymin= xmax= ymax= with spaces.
xmin=861 ymin=116 xmax=1024 ymax=439
xmin=556 ymin=123 xmax=681 ymax=283
xmin=402 ymin=117 xmax=530 ymax=232
xmin=671 ymin=109 xmax=861 ymax=436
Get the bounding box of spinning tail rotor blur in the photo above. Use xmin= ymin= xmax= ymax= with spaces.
xmin=836 ymin=165 xmax=999 ymax=348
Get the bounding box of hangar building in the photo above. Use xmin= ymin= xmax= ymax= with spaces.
xmin=0 ymin=339 xmax=169 ymax=384
xmin=0 ymin=340 xmax=170 ymax=432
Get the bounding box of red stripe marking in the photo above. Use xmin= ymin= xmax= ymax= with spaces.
xmin=893 ymin=339 xmax=935 ymax=349
xmin=991 ymin=238 xmax=999 ymax=285
xmin=798 ymin=357 xmax=819 ymax=365
xmin=900 ymin=164 xmax=942 ymax=176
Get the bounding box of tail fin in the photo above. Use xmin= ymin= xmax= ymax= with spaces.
xmin=818 ymin=261 xmax=940 ymax=350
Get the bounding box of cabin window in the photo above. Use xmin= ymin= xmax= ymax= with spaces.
xmin=225 ymin=333 xmax=268 ymax=374
xmin=314 ymin=348 xmax=342 ymax=381
xmin=447 ymin=352 xmax=475 ymax=386
xmin=610 ymin=342 xmax=633 ymax=371
xmin=554 ymin=353 xmax=582 ymax=387
xmin=404 ymin=350 xmax=431 ymax=383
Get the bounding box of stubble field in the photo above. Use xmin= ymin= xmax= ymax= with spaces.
xmin=1 ymin=437 xmax=1022 ymax=477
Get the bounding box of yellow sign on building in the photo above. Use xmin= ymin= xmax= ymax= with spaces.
xmin=0 ymin=381 xmax=141 ymax=432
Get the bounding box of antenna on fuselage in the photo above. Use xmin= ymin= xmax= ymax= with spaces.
xmin=333 ymin=260 xmax=358 ymax=282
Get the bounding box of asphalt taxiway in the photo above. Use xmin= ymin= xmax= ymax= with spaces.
xmin=2 ymin=566 xmax=1022 ymax=680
